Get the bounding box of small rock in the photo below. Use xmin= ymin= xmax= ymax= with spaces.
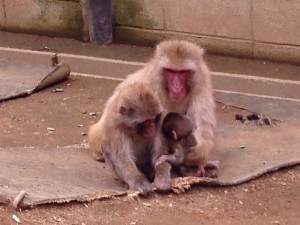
xmin=280 ymin=182 xmax=287 ymax=186
xmin=263 ymin=117 xmax=271 ymax=125
xmin=47 ymin=127 xmax=55 ymax=131
xmin=52 ymin=88 xmax=64 ymax=93
xmin=12 ymin=214 xmax=21 ymax=223
xmin=235 ymin=114 xmax=243 ymax=121
xmin=142 ymin=202 xmax=151 ymax=207
xmin=239 ymin=145 xmax=246 ymax=149
xmin=247 ymin=113 xmax=260 ymax=121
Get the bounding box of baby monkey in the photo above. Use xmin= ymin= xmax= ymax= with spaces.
xmin=156 ymin=112 xmax=219 ymax=178
xmin=155 ymin=112 xmax=197 ymax=167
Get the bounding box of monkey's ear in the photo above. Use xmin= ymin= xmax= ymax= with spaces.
xmin=119 ymin=106 xmax=127 ymax=115
xmin=171 ymin=130 xmax=178 ymax=141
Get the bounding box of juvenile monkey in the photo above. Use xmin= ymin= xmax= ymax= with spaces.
xmin=155 ymin=112 xmax=219 ymax=178
xmin=155 ymin=112 xmax=197 ymax=167
xmin=119 ymin=40 xmax=218 ymax=177
xmin=89 ymin=82 xmax=163 ymax=195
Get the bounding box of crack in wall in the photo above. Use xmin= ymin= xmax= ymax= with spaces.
xmin=1 ymin=0 xmax=7 ymax=28
xmin=249 ymin=0 xmax=254 ymax=58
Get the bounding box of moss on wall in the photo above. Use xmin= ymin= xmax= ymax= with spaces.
xmin=114 ymin=0 xmax=156 ymax=28
xmin=34 ymin=0 xmax=83 ymax=38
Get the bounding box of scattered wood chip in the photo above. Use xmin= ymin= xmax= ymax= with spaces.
xmin=52 ymin=88 xmax=64 ymax=93
xmin=239 ymin=145 xmax=246 ymax=149
xmin=12 ymin=214 xmax=21 ymax=223
xmin=142 ymin=202 xmax=151 ymax=207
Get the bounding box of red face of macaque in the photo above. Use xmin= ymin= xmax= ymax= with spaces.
xmin=163 ymin=68 xmax=190 ymax=101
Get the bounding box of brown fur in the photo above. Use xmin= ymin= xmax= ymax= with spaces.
xmin=88 ymin=40 xmax=216 ymax=191
xmin=88 ymin=82 xmax=163 ymax=195
xmin=117 ymin=40 xmax=216 ymax=176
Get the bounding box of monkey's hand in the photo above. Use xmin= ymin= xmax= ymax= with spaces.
xmin=154 ymin=154 xmax=169 ymax=167
xmin=154 ymin=162 xmax=172 ymax=192
xmin=130 ymin=176 xmax=152 ymax=196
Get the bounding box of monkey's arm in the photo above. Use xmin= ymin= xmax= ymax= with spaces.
xmin=152 ymin=137 xmax=172 ymax=191
xmin=185 ymin=93 xmax=216 ymax=175
xmin=101 ymin=143 xmax=152 ymax=196
xmin=155 ymin=147 xmax=183 ymax=167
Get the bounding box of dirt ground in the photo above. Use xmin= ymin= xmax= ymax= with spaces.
xmin=1 ymin=75 xmax=300 ymax=225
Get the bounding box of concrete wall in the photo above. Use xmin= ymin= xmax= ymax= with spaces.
xmin=0 ymin=0 xmax=299 ymax=63
xmin=113 ymin=0 xmax=300 ymax=64
xmin=0 ymin=0 xmax=83 ymax=38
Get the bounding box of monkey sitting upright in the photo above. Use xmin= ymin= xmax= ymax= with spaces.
xmin=89 ymin=82 xmax=167 ymax=195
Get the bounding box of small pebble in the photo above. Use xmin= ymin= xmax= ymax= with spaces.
xmin=247 ymin=113 xmax=260 ymax=120
xmin=12 ymin=214 xmax=21 ymax=223
xmin=239 ymin=145 xmax=246 ymax=149
xmin=263 ymin=117 xmax=271 ymax=125
xmin=52 ymin=88 xmax=64 ymax=93
xmin=235 ymin=114 xmax=243 ymax=121
xmin=143 ymin=202 xmax=151 ymax=207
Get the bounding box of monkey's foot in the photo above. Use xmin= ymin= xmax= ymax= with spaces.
xmin=154 ymin=175 xmax=172 ymax=192
xmin=130 ymin=179 xmax=152 ymax=196
xmin=195 ymin=166 xmax=206 ymax=177
xmin=204 ymin=160 xmax=220 ymax=178
xmin=91 ymin=150 xmax=105 ymax=162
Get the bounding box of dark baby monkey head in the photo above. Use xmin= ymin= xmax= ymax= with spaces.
xmin=162 ymin=112 xmax=197 ymax=148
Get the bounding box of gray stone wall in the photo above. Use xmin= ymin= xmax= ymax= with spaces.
xmin=113 ymin=0 xmax=300 ymax=63
xmin=0 ymin=0 xmax=83 ymax=38
xmin=0 ymin=0 xmax=299 ymax=63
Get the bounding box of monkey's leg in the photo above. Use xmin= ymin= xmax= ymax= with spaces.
xmin=178 ymin=165 xmax=199 ymax=177
xmin=102 ymin=144 xmax=152 ymax=196
xmin=88 ymin=123 xmax=105 ymax=162
xmin=154 ymin=162 xmax=172 ymax=191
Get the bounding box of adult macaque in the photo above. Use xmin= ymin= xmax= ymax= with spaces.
xmin=119 ymin=40 xmax=217 ymax=177
xmin=89 ymin=40 xmax=218 ymax=191
xmin=89 ymin=83 xmax=163 ymax=195
xmin=155 ymin=112 xmax=197 ymax=167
